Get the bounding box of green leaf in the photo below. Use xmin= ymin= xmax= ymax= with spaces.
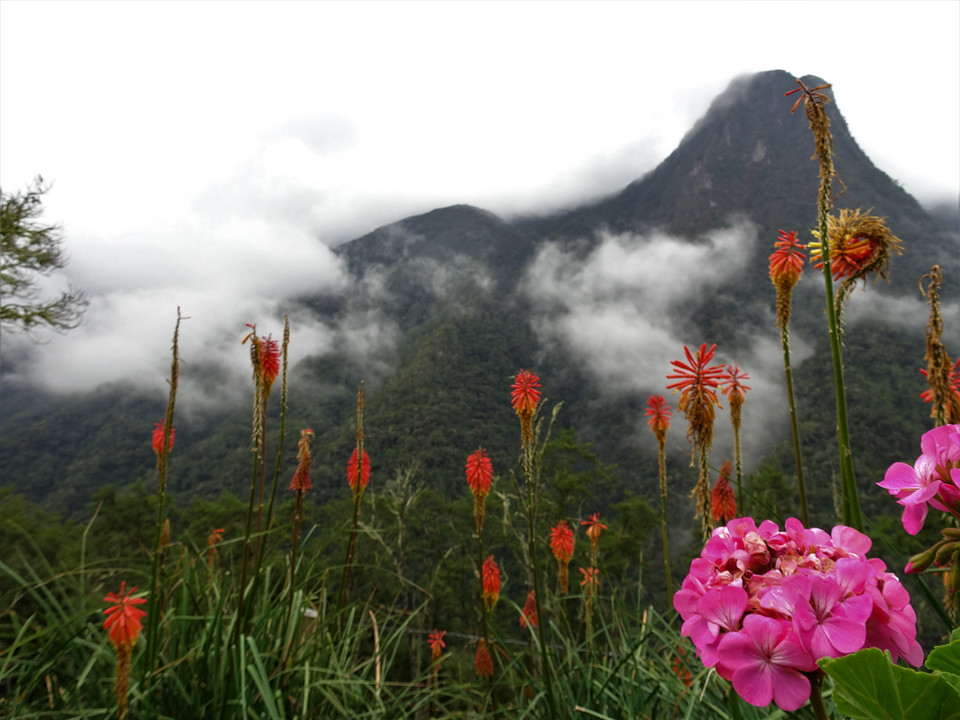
xmin=927 ymin=639 xmax=960 ymax=676
xmin=820 ymin=648 xmax=960 ymax=720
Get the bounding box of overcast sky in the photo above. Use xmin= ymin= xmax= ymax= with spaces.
xmin=1 ymin=0 xmax=958 ymax=403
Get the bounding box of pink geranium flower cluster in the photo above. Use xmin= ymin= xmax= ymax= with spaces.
xmin=674 ymin=517 xmax=923 ymax=711
xmin=877 ymin=424 xmax=960 ymax=535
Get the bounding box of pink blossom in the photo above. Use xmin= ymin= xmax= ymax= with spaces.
xmin=716 ymin=614 xmax=816 ymax=711
xmin=790 ymin=574 xmax=873 ymax=658
xmin=675 ymin=516 xmax=924 ymax=711
xmin=878 ymin=424 xmax=960 ymax=533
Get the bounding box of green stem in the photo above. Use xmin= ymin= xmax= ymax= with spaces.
xmin=524 ymin=438 xmax=560 ymax=719
xmin=657 ymin=442 xmax=673 ymax=599
xmin=809 ymin=672 xmax=830 ymax=720
xmin=817 ymin=152 xmax=862 ymax=531
xmin=143 ymin=309 xmax=180 ymax=685
xmin=781 ymin=326 xmax=809 ymax=525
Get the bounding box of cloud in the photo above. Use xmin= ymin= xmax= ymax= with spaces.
xmin=523 ymin=219 xmax=811 ymax=462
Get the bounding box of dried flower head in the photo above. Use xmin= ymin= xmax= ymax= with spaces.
xmin=482 ymin=555 xmax=502 ymax=610
xmin=289 ymin=429 xmax=314 ymax=492
xmin=103 ymin=581 xmax=147 ymax=650
xmin=347 ymin=447 xmax=371 ymax=497
xmin=152 ymin=421 xmax=175 ymax=455
xmin=711 ymin=460 xmax=737 ymax=523
xmin=810 ymin=208 xmax=904 ymax=311
xmin=207 ymin=527 xmax=225 ymax=570
xmin=920 ymin=266 xmax=960 ymax=426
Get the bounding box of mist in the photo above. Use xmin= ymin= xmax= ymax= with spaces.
xmin=523 ymin=219 xmax=814 ymax=465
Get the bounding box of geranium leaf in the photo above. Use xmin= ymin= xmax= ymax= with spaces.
xmin=820 ymin=648 xmax=960 ymax=720
xmin=927 ymin=639 xmax=960 ymax=676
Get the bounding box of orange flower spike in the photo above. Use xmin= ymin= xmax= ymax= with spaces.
xmin=482 ymin=555 xmax=502 ymax=610
xmin=102 ymin=581 xmax=147 ymax=650
xmin=428 ymin=628 xmax=446 ymax=661
xmin=769 ymin=229 xmax=806 ymax=287
xmin=645 ymin=395 xmax=672 ymax=441
xmin=347 ymin=447 xmax=371 ymax=497
xmin=711 ymin=460 xmax=737 ymax=523
xmin=719 ymin=365 xmax=751 ymax=403
xmin=579 ymin=566 xmax=600 ymax=590
xmin=260 ymin=335 xmax=280 ymax=388
xmin=465 ymin=447 xmax=493 ymax=531
xmin=289 ymin=429 xmax=314 ymax=492
xmin=511 ymin=369 xmax=541 ymax=449
xmin=549 ymin=521 xmax=575 ymax=562
xmin=465 ymin=447 xmax=493 ymax=499
xmin=151 ymin=421 xmax=175 ymax=455
xmin=665 ymin=343 xmax=725 ymax=408
xmin=581 ymin=513 xmax=608 ymax=544
xmin=475 ymin=638 xmax=494 ymax=678
xmin=510 ymin=369 xmax=542 ymax=416
xmin=519 ymin=589 xmax=538 ymax=629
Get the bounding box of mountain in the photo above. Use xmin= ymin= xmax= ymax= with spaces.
xmin=2 ymin=70 xmax=957 ymax=534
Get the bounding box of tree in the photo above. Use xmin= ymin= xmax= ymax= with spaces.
xmin=1 ymin=176 xmax=87 ymax=334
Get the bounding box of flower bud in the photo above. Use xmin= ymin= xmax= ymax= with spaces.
xmin=934 ymin=540 xmax=960 ymax=568
xmin=905 ymin=542 xmax=941 ymax=574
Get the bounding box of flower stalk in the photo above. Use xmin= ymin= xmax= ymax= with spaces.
xmin=646 ymin=395 xmax=674 ymax=597
xmin=787 ymin=78 xmax=862 ymax=530
xmin=143 ymin=307 xmax=180 ymax=685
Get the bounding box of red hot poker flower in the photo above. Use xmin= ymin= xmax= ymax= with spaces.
xmin=482 ymin=555 xmax=502 ymax=610
xmin=347 ymin=448 xmax=371 ymax=497
xmin=465 ymin=448 xmax=493 ymax=499
xmin=511 ymin=369 xmax=541 ymax=416
xmin=579 ymin=566 xmax=600 ymax=590
xmin=242 ymin=324 xmax=280 ymax=391
xmin=475 ymin=638 xmax=494 ymax=677
xmin=581 ymin=513 xmax=608 ymax=544
xmin=519 ymin=589 xmax=538 ymax=629
xmin=152 ymin=422 xmax=175 ymax=455
xmin=428 ymin=628 xmax=446 ymax=661
xmin=645 ymin=395 xmax=672 ymax=440
xmin=719 ymin=365 xmax=751 ymax=403
xmin=711 ymin=460 xmax=737 ymax=523
xmin=103 ymin=581 xmax=147 ymax=650
xmin=549 ymin=521 xmax=575 ymax=562
xmin=769 ymin=230 xmax=806 ymax=287
xmin=665 ymin=343 xmax=725 ymax=410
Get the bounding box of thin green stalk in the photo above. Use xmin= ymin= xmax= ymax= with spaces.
xmin=818 ymin=163 xmax=862 ymax=531
xmin=143 ymin=307 xmax=181 ymax=685
xmin=792 ymin=79 xmax=862 ymax=530
xmin=525 ymin=409 xmax=562 ymax=720
xmin=781 ymin=326 xmax=809 ymax=525
xmin=656 ymin=441 xmax=673 ymax=598
xmin=809 ymin=671 xmax=830 ymax=720
xmin=251 ymin=318 xmax=290 ymax=602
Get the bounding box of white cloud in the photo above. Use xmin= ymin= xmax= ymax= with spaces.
xmin=523 ymin=219 xmax=813 ymax=462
